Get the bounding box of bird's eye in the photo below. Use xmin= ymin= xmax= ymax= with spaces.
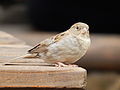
xmin=76 ymin=26 xmax=79 ymax=29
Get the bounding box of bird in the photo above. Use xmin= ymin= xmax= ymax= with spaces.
xmin=3 ymin=22 xmax=91 ymax=67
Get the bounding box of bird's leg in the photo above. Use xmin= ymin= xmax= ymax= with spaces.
xmin=54 ymin=62 xmax=78 ymax=67
xmin=54 ymin=62 xmax=67 ymax=67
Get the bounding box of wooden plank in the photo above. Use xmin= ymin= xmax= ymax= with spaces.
xmin=0 ymin=65 xmax=86 ymax=88
xmin=0 ymin=31 xmax=87 ymax=89
xmin=0 ymin=88 xmax=84 ymax=90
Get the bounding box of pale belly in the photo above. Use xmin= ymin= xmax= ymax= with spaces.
xmin=40 ymin=35 xmax=90 ymax=64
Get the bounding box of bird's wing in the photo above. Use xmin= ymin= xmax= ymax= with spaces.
xmin=28 ymin=31 xmax=69 ymax=54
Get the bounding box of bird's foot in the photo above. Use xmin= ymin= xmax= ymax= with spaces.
xmin=54 ymin=62 xmax=67 ymax=67
xmin=54 ymin=62 xmax=78 ymax=67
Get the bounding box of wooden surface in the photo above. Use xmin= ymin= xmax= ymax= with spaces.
xmin=0 ymin=88 xmax=84 ymax=90
xmin=0 ymin=31 xmax=87 ymax=89
xmin=0 ymin=66 xmax=86 ymax=88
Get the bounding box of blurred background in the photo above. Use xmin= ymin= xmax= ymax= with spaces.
xmin=0 ymin=0 xmax=120 ymax=90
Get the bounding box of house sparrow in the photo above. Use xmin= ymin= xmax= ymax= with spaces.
xmin=4 ymin=22 xmax=91 ymax=67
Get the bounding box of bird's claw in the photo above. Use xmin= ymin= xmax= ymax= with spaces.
xmin=54 ymin=62 xmax=78 ymax=67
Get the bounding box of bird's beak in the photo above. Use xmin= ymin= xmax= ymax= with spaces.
xmin=81 ymin=28 xmax=88 ymax=34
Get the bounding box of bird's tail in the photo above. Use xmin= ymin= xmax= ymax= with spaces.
xmin=2 ymin=53 xmax=37 ymax=65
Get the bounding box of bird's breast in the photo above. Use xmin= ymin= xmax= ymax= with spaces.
xmin=42 ymin=35 xmax=90 ymax=64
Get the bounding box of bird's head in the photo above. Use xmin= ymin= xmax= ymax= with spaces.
xmin=69 ymin=22 xmax=89 ymax=37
